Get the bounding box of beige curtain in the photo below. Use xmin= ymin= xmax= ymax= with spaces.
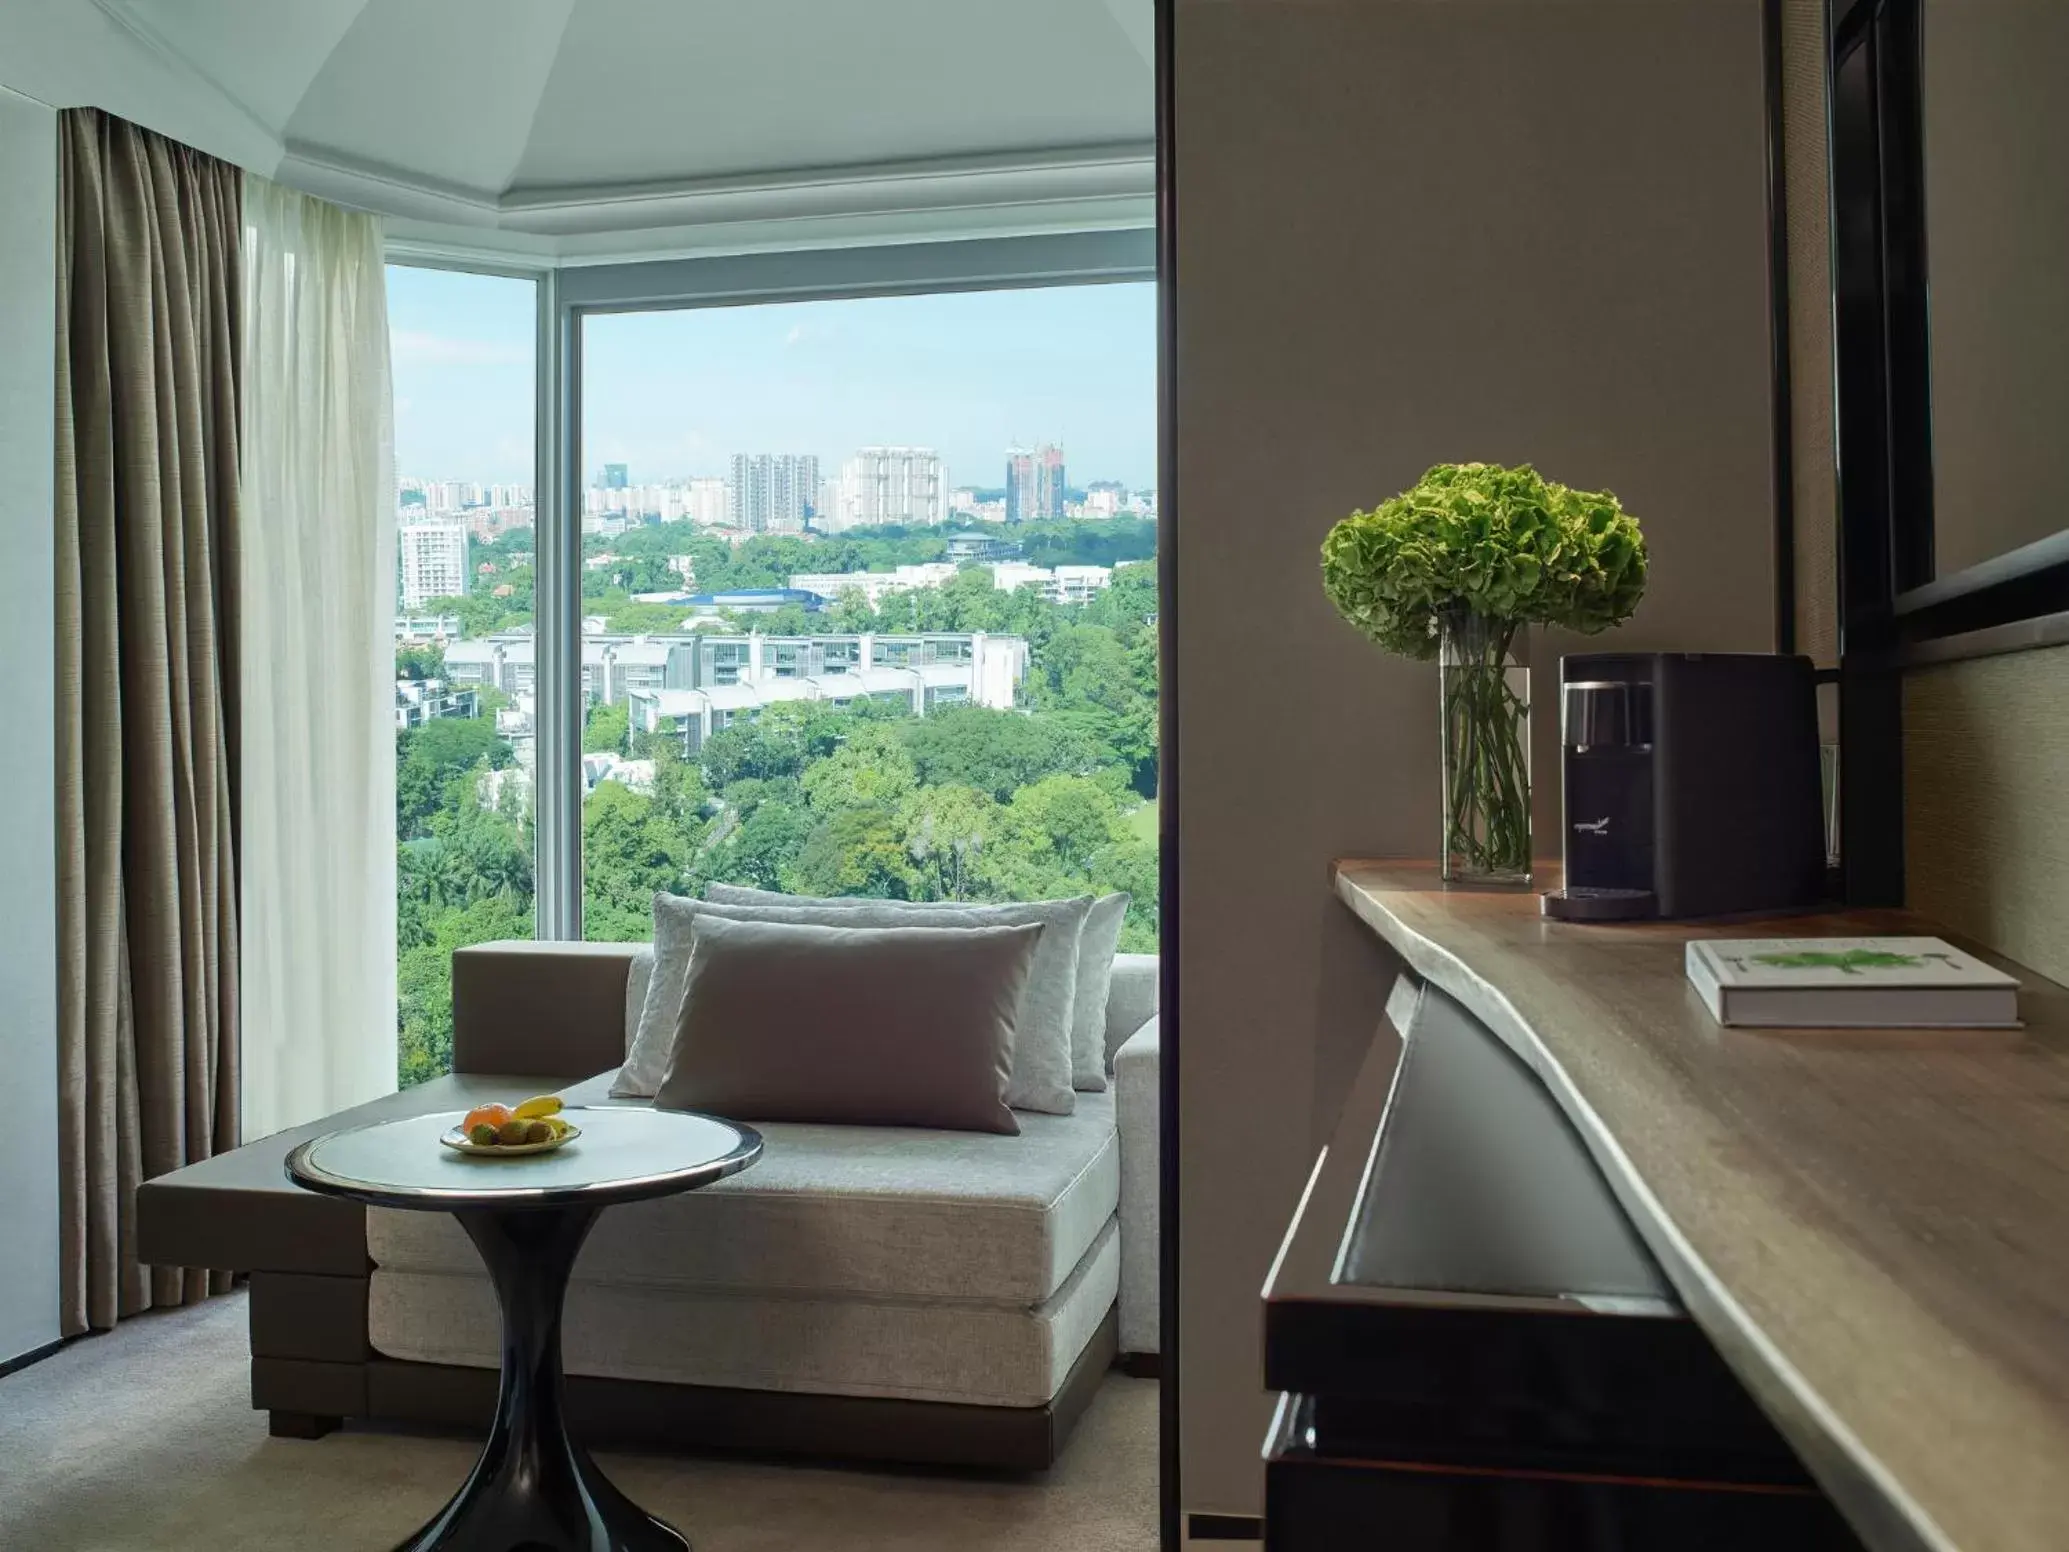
xmin=55 ymin=108 xmax=242 ymax=1334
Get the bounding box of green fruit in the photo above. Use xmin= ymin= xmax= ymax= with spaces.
xmin=525 ymin=1120 xmax=553 ymax=1144
xmin=468 ymin=1122 xmax=498 ymax=1147
xmin=496 ymin=1119 xmax=531 ymax=1145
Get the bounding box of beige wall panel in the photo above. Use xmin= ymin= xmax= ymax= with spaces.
xmin=1173 ymin=0 xmax=1775 ymax=1517
xmin=1782 ymin=0 xmax=1839 ymax=670
xmin=1905 ymin=647 xmax=2069 ymax=987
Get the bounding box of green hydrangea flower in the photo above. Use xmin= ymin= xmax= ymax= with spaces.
xmin=1320 ymin=462 xmax=1647 ymax=659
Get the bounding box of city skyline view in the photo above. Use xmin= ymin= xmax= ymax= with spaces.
xmin=388 ymin=267 xmax=1159 ymax=492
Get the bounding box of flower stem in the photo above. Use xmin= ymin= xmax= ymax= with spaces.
xmin=1441 ymin=612 xmax=1530 ymax=881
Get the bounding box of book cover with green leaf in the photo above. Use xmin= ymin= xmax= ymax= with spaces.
xmin=1684 ymin=937 xmax=2020 ymax=1029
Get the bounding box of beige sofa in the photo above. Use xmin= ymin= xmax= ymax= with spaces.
xmin=139 ymin=938 xmax=1160 ymax=1469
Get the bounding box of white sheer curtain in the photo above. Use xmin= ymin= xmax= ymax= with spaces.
xmin=239 ymin=176 xmax=396 ymax=1139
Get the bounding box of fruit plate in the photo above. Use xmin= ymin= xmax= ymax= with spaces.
xmin=439 ymin=1121 xmax=581 ymax=1158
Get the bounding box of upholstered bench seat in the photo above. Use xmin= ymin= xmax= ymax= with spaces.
xmin=368 ymin=1078 xmax=1119 ymax=1308
xmin=365 ymin=1076 xmax=1123 ymax=1408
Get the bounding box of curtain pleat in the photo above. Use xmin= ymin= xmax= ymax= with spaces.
xmin=55 ymin=108 xmax=241 ymax=1334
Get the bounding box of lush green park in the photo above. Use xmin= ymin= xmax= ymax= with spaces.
xmin=394 ymin=521 xmax=1158 ymax=1086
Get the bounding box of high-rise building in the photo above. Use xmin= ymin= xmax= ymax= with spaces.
xmin=1005 ymin=446 xmax=1035 ymax=523
xmin=834 ymin=447 xmax=948 ymax=532
xmin=1034 ymin=443 xmax=1066 ymax=520
xmin=685 ymin=477 xmax=729 ymax=526
xmin=603 ymin=463 xmax=629 ymax=490
xmin=399 ymin=521 xmax=469 ymax=611
xmin=729 ymin=453 xmax=819 ymax=532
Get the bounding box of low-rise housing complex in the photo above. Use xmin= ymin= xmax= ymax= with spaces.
xmin=627 ymin=630 xmax=1026 ymax=756
xmin=792 ymin=560 xmax=1112 ymax=606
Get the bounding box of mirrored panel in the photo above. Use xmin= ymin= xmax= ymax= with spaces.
xmin=1923 ymin=0 xmax=2069 ymax=580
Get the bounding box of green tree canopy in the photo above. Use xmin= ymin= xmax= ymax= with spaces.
xmin=898 ymin=705 xmax=1101 ymax=800
xmin=397 ymin=716 xmax=510 ymax=841
xmin=790 ymin=806 xmax=910 ymax=899
xmin=583 ymin=699 xmax=630 ymax=754
xmin=800 ymin=724 xmax=918 ymax=815
xmin=582 ymin=780 xmax=692 ymax=938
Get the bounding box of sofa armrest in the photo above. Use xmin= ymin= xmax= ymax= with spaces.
xmin=1104 ymin=953 xmax=1161 ymax=1069
xmin=1113 ymin=1014 xmax=1160 ymax=1355
xmin=452 ymin=940 xmax=643 ymax=1079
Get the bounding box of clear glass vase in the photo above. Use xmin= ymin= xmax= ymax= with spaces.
xmin=1439 ymin=610 xmax=1532 ymax=885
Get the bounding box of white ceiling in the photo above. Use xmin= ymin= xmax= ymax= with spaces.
xmin=81 ymin=0 xmax=1155 ymax=260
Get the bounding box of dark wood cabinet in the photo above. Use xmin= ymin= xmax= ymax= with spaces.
xmin=1261 ymin=979 xmax=1861 ymax=1551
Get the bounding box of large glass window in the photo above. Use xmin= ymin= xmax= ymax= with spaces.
xmin=574 ymin=284 xmax=1159 ymax=951
xmin=388 ymin=265 xmax=538 ymax=1084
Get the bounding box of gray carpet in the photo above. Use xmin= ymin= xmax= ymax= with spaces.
xmin=0 ymin=1291 xmax=1158 ymax=1551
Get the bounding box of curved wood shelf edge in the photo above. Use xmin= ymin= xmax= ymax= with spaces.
xmin=1330 ymin=859 xmax=2069 ymax=1552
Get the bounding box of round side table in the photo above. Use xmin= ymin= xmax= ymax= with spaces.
xmin=286 ymin=1106 xmax=762 ymax=1552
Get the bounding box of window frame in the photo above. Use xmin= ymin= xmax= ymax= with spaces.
xmin=533 ymin=229 xmax=1155 ymax=938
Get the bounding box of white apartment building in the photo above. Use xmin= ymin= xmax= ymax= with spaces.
xmin=1051 ymin=564 xmax=1114 ymax=604
xmin=686 ymin=477 xmax=729 ymax=527
xmin=1082 ymin=485 xmax=1123 ymax=518
xmin=792 ymin=561 xmax=1113 ymax=607
xmin=730 ymin=453 xmax=818 ymax=532
xmin=449 ymin=629 xmax=1027 ymax=748
xmin=627 ymin=632 xmax=1029 ymax=756
xmin=443 ymin=635 xmax=696 ymax=705
xmin=992 ymin=561 xmax=1114 ymax=603
xmin=789 ymin=563 xmax=957 ymax=606
xmin=832 ymin=447 xmax=948 ymax=532
xmin=398 ymin=520 xmax=469 ymax=611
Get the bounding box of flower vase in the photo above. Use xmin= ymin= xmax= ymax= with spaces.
xmin=1439 ymin=610 xmax=1531 ymax=885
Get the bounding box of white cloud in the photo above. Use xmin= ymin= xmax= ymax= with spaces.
xmin=391 ymin=330 xmax=530 ymax=368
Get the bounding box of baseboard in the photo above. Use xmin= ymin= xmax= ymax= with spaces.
xmin=1117 ymin=1350 xmax=1162 ymax=1380
xmin=1186 ymin=1511 xmax=1263 ymax=1541
xmin=0 ymin=1334 xmax=68 ymax=1379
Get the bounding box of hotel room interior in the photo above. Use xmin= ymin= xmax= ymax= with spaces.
xmin=2 ymin=3 xmax=2064 ymax=1550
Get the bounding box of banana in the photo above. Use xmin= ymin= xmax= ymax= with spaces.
xmin=514 ymin=1094 xmax=563 ymax=1120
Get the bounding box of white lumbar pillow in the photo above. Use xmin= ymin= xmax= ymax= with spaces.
xmin=704 ymin=883 xmax=1129 ymax=1092
xmin=613 ymin=895 xmax=713 ymax=1098
xmin=1069 ymin=893 xmax=1131 ymax=1091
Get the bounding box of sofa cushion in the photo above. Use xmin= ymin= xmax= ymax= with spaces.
xmin=367 ymin=1082 xmax=1120 ymax=1309
xmin=703 ymin=883 xmax=1125 ymax=1096
xmin=1070 ymin=893 xmax=1129 ymax=1092
xmin=370 ymin=1218 xmax=1118 ymax=1409
xmin=657 ymin=915 xmax=1038 ymax=1134
xmin=624 ymin=892 xmax=1089 ymax=1115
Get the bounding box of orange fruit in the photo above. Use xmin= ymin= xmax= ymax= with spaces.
xmin=462 ymin=1103 xmax=512 ymax=1133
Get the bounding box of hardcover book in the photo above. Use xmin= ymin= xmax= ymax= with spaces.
xmin=1684 ymin=937 xmax=2020 ymax=1029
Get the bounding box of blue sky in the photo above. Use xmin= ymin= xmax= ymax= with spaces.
xmin=387 ymin=267 xmax=1157 ymax=491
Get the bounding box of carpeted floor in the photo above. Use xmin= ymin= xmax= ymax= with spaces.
xmin=0 ymin=1291 xmax=1158 ymax=1551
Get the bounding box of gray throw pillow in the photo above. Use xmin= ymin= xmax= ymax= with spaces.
xmin=654 ymin=915 xmax=1039 ymax=1134
xmin=685 ymin=893 xmax=1089 ymax=1115
xmin=705 ymin=883 xmax=1127 ymax=1092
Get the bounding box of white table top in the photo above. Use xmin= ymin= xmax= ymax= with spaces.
xmin=288 ymin=1105 xmax=759 ymax=1211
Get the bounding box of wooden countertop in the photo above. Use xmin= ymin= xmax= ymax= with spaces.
xmin=1333 ymin=861 xmax=2069 ymax=1552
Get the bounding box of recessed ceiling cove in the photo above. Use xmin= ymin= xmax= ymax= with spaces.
xmin=95 ymin=0 xmax=1154 ymax=246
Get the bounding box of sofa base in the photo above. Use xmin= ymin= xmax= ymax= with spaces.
xmin=258 ymin=1306 xmax=1120 ymax=1472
